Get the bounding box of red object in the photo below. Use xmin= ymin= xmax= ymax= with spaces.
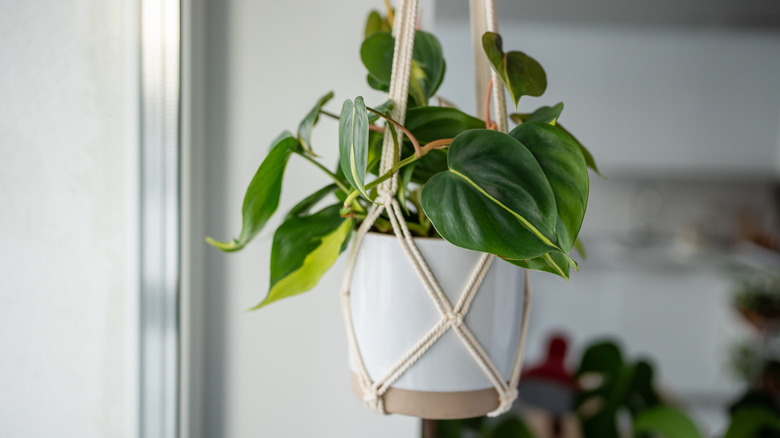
xmin=522 ymin=334 xmax=574 ymax=389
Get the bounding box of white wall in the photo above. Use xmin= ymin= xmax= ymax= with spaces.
xmin=0 ymin=1 xmax=138 ymax=437
xmin=436 ymin=21 xmax=780 ymax=178
xmin=188 ymin=0 xmax=422 ymax=437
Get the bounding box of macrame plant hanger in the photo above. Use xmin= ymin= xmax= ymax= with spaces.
xmin=340 ymin=0 xmax=532 ymax=417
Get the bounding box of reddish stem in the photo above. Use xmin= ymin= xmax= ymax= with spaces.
xmin=369 ymin=125 xmax=385 ymax=133
xmin=484 ymin=77 xmax=497 ymax=130
xmin=366 ymin=107 xmax=423 ymax=158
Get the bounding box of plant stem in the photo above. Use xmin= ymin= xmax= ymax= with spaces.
xmin=296 ymin=152 xmax=349 ymax=194
xmin=319 ymin=109 xmax=340 ymax=120
xmin=366 ymin=106 xmax=423 ymax=158
xmin=484 ymin=76 xmax=497 ymax=130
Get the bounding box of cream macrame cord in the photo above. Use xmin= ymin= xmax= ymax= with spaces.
xmin=340 ymin=0 xmax=532 ymax=417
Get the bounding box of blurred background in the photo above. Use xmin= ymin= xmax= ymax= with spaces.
xmin=1 ymin=0 xmax=779 ymax=437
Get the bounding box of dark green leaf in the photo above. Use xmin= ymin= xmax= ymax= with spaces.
xmin=504 ymin=250 xmax=572 ymax=280
xmin=482 ymin=32 xmax=547 ymax=108
xmin=724 ymin=407 xmax=780 ymax=438
xmin=366 ymin=73 xmax=389 ymax=92
xmin=253 ymin=204 xmax=352 ymax=309
xmin=339 ymin=97 xmax=371 ymax=200
xmin=361 ymin=31 xmax=445 ymax=106
xmin=512 ymin=112 xmax=603 ymax=177
xmin=575 ymin=341 xmax=625 ymax=438
xmin=403 ymin=106 xmax=486 ymax=183
xmin=206 ymin=132 xmax=297 ymax=252
xmin=421 ymin=129 xmax=565 ymax=261
xmin=297 ymin=91 xmax=334 ymax=156
xmin=634 ymin=406 xmax=702 ymax=438
xmin=509 ymin=122 xmax=588 ymax=253
xmin=512 ymin=102 xmax=564 ymax=125
xmin=285 ymin=184 xmax=338 ymax=219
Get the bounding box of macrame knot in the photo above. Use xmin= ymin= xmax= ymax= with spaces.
xmin=362 ymin=387 xmax=385 ymax=414
xmin=445 ymin=312 xmax=463 ymax=327
xmin=488 ymin=387 xmax=519 ymax=417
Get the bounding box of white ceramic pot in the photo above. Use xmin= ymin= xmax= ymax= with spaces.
xmin=349 ymin=232 xmax=526 ymax=418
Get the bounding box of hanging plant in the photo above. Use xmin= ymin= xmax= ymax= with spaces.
xmin=207 ymin=6 xmax=600 ymax=310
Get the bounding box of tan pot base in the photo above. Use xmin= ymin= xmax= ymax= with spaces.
xmin=350 ymin=373 xmax=499 ymax=419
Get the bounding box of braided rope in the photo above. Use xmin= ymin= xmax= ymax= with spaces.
xmin=340 ymin=0 xmax=531 ymax=418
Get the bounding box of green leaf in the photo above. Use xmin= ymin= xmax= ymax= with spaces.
xmin=482 ymin=32 xmax=547 ymax=108
xmin=490 ymin=416 xmax=536 ymax=438
xmin=509 ymin=122 xmax=588 ymax=253
xmin=397 ymin=162 xmax=417 ymax=215
xmin=297 ymin=91 xmax=334 ymax=155
xmin=504 ymin=250 xmax=572 ymax=280
xmin=367 ymin=99 xmax=394 ymax=124
xmin=206 ymin=132 xmax=298 ymax=252
xmin=512 ymin=112 xmax=603 ymax=177
xmin=513 ymin=102 xmax=564 ymax=125
xmin=506 ymin=122 xmax=588 ymax=279
xmin=253 ymin=204 xmax=352 ymax=309
xmin=634 ymin=406 xmax=702 ymax=438
xmin=403 ymin=106 xmax=486 ymax=183
xmin=285 ymin=184 xmax=338 ymax=219
xmin=724 ymin=407 xmax=780 ymax=438
xmin=364 ymin=10 xmax=389 ymax=38
xmin=339 ymin=97 xmax=371 ymax=201
xmin=421 ymin=129 xmax=564 ymax=261
xmin=574 ymin=238 xmax=587 ymax=258
xmin=360 ymin=31 xmax=445 ymax=106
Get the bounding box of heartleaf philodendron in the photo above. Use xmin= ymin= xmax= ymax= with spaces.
xmin=339 ymin=97 xmax=371 ymax=201
xmin=208 ymin=6 xmax=600 ymax=309
xmin=206 ymin=132 xmax=298 ymax=252
xmin=421 ymin=129 xmax=567 ymax=262
xmin=482 ymin=32 xmax=547 ymax=108
xmin=506 ymin=122 xmax=588 ymax=278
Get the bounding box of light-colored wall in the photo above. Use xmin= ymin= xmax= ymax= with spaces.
xmin=0 ymin=1 xmax=138 ymax=437
xmin=436 ymin=21 xmax=780 ymax=178
xmin=188 ymin=0 xmax=419 ymax=437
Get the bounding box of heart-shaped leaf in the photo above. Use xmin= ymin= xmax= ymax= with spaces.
xmin=339 ymin=97 xmax=370 ymax=200
xmin=253 ymin=204 xmax=352 ymax=309
xmin=482 ymin=32 xmax=547 ymax=108
xmin=206 ymin=132 xmax=298 ymax=252
xmin=505 ymin=122 xmax=588 ymax=279
xmin=634 ymin=407 xmax=702 ymax=438
xmin=511 ymin=110 xmax=603 ymax=177
xmin=297 ymin=91 xmax=334 ymax=156
xmin=361 ymin=31 xmax=445 ymax=106
xmin=421 ymin=129 xmax=564 ymax=261
xmin=510 ymin=122 xmax=588 ymax=253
